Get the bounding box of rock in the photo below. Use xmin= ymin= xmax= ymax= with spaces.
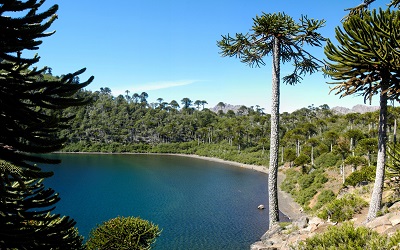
xmin=306 ymin=223 xmax=318 ymax=233
xmin=389 ymin=214 xmax=400 ymax=226
xmin=374 ymin=224 xmax=393 ymax=234
xmin=261 ymin=224 xmax=283 ymax=242
xmin=366 ymin=214 xmax=392 ymax=230
xmin=250 ymin=241 xmax=269 ymax=250
xmin=389 ymin=201 xmax=400 ymax=212
xmin=294 ymin=216 xmax=309 ymax=229
xmin=265 ymin=235 xmax=284 ymax=247
xmin=308 ymin=217 xmax=324 ymax=226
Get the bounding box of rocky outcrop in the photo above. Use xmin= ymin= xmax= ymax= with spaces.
xmin=210 ymin=103 xmax=245 ymax=114
xmin=250 ymin=201 xmax=400 ymax=250
xmin=250 ymin=216 xmax=325 ymax=250
xmin=332 ymin=104 xmax=379 ymax=114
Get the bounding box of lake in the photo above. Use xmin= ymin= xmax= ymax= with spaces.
xmin=43 ymin=154 xmax=279 ymax=249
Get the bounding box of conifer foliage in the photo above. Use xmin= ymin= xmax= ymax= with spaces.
xmin=0 ymin=161 xmax=84 ymax=249
xmin=218 ymin=12 xmax=325 ymax=228
xmin=0 ymin=0 xmax=93 ymax=248
xmin=0 ymin=0 xmax=94 ymax=175
xmin=324 ymin=7 xmax=400 ymax=221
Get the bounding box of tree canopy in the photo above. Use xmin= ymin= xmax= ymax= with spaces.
xmin=0 ymin=0 xmax=94 ymax=177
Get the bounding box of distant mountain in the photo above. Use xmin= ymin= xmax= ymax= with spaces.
xmin=210 ymin=103 xmax=380 ymax=115
xmin=210 ymin=103 xmax=245 ymax=114
xmin=331 ymin=104 xmax=379 ymax=114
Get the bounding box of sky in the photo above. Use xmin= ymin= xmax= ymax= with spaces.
xmin=29 ymin=0 xmax=390 ymax=112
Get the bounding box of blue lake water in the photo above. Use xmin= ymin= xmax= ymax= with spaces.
xmin=43 ymin=154 xmax=279 ymax=249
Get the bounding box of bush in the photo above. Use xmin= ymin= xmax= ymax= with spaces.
xmin=295 ymin=187 xmax=317 ymax=206
xmin=314 ymin=190 xmax=336 ymax=210
xmin=318 ymin=194 xmax=367 ymax=222
xmin=86 ymin=216 xmax=161 ymax=250
xmin=281 ymin=169 xmax=328 ymax=209
xmin=314 ymin=152 xmax=340 ymax=169
xmin=281 ymin=169 xmax=301 ymax=194
xmin=344 ymin=165 xmax=376 ymax=187
xmin=294 ymin=154 xmax=310 ymax=166
xmin=296 ymin=222 xmax=400 ymax=250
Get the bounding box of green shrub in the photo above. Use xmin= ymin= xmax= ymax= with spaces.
xmin=281 ymin=169 xmax=301 ymax=194
xmin=318 ymin=194 xmax=367 ymax=222
xmin=298 ymin=173 xmax=315 ymax=189
xmin=313 ymin=173 xmax=328 ymax=184
xmin=314 ymin=190 xmax=336 ymax=210
xmin=283 ymin=148 xmax=296 ymax=163
xmin=295 ymin=187 xmax=317 ymax=206
xmin=295 ymin=222 xmax=400 ymax=250
xmin=85 ymin=216 xmax=161 ymax=250
xmin=294 ymin=154 xmax=310 ymax=166
xmin=282 ymin=169 xmax=328 ymax=208
xmin=314 ymin=152 xmax=340 ymax=169
xmin=344 ymin=165 xmax=376 ymax=187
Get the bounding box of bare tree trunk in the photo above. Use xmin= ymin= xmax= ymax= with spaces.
xmin=350 ymin=137 xmax=354 ymax=156
xmin=311 ymin=146 xmax=314 ymax=166
xmin=367 ymin=90 xmax=388 ymax=221
xmin=268 ymin=37 xmax=280 ymax=228
xmin=394 ymin=119 xmax=397 ymax=145
xmin=342 ymin=163 xmax=345 ymax=184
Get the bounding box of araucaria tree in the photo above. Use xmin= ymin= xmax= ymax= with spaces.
xmin=0 ymin=0 xmax=93 ymax=248
xmin=218 ymin=13 xmax=325 ymax=227
xmin=324 ymin=8 xmax=400 ymax=221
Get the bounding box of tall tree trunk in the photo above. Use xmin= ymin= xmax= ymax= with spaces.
xmin=367 ymin=89 xmax=388 ymax=221
xmin=394 ymin=119 xmax=397 ymax=146
xmin=311 ymin=146 xmax=314 ymax=166
xmin=268 ymin=37 xmax=280 ymax=228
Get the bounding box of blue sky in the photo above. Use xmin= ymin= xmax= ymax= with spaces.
xmin=33 ymin=0 xmax=389 ymax=112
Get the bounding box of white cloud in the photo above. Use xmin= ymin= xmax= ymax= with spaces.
xmin=111 ymin=80 xmax=200 ymax=96
xmin=133 ymin=80 xmax=199 ymax=92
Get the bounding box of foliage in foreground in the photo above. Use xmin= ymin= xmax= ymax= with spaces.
xmin=0 ymin=161 xmax=83 ymax=249
xmin=294 ymin=222 xmax=400 ymax=250
xmin=86 ymin=216 xmax=161 ymax=250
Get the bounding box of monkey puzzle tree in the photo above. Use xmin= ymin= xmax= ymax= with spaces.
xmin=218 ymin=12 xmax=325 ymax=227
xmin=0 ymin=0 xmax=94 ymax=172
xmin=0 ymin=161 xmax=84 ymax=249
xmin=0 ymin=0 xmax=93 ymax=247
xmin=324 ymin=8 xmax=400 ymax=221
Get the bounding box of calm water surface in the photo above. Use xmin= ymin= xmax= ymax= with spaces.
xmin=43 ymin=154 xmax=276 ymax=250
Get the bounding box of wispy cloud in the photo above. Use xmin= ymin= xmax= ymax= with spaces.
xmin=110 ymin=80 xmax=200 ymax=97
xmin=132 ymin=80 xmax=199 ymax=92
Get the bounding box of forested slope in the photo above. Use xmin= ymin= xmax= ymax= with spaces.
xmin=58 ymin=87 xmax=398 ymax=171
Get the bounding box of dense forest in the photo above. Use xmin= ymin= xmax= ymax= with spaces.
xmin=59 ymin=86 xmax=394 ymax=172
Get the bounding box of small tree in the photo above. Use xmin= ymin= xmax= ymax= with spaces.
xmin=86 ymin=216 xmax=161 ymax=250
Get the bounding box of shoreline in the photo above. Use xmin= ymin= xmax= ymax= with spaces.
xmin=54 ymin=151 xmax=304 ymax=220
